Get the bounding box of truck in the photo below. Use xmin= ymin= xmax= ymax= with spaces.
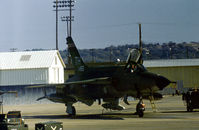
xmin=0 ymin=111 xmax=28 ymax=130
xmin=182 ymin=89 xmax=199 ymax=112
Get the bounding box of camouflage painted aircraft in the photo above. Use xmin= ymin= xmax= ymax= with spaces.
xmin=34 ymin=35 xmax=172 ymax=117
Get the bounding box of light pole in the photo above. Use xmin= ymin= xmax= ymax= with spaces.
xmin=61 ymin=16 xmax=74 ymax=37
xmin=60 ymin=0 xmax=75 ymax=37
xmin=60 ymin=0 xmax=75 ymax=65
xmin=53 ymin=0 xmax=59 ymax=50
xmin=53 ymin=0 xmax=75 ymax=50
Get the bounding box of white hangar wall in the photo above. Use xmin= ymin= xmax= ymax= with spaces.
xmin=0 ymin=50 xmax=66 ymax=105
xmin=0 ymin=50 xmax=66 ymax=86
xmin=0 ymin=68 xmax=48 ymax=86
xmin=48 ymin=53 xmax=65 ymax=84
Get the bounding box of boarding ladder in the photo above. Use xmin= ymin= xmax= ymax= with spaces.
xmin=149 ymin=96 xmax=157 ymax=112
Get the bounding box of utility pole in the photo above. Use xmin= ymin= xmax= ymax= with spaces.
xmin=53 ymin=0 xmax=59 ymax=50
xmin=61 ymin=0 xmax=74 ymax=37
xmin=139 ymin=23 xmax=142 ymax=55
xmin=138 ymin=23 xmax=143 ymax=64
xmin=61 ymin=15 xmax=74 ymax=37
xmin=60 ymin=0 xmax=75 ymax=65
xmin=53 ymin=0 xmax=74 ymax=49
xmin=69 ymin=0 xmax=72 ymax=36
xmin=53 ymin=0 xmax=74 ymax=64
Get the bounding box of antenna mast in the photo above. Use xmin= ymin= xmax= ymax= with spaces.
xmin=139 ymin=23 xmax=142 ymax=55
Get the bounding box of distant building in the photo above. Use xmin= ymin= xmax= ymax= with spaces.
xmin=144 ymin=59 xmax=199 ymax=94
xmin=0 ymin=50 xmax=66 ymax=104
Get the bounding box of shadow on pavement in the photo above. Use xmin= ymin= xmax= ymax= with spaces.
xmin=161 ymin=110 xmax=199 ymax=113
xmin=23 ymin=113 xmax=139 ymax=120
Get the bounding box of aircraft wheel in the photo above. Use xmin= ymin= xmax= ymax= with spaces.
xmin=136 ymin=99 xmax=145 ymax=117
xmin=187 ymin=107 xmax=190 ymax=112
xmin=187 ymin=103 xmax=193 ymax=112
xmin=66 ymin=104 xmax=76 ymax=116
xmin=71 ymin=106 xmax=76 ymax=116
xmin=136 ymin=104 xmax=144 ymax=117
xmin=138 ymin=110 xmax=144 ymax=117
xmin=187 ymin=104 xmax=190 ymax=112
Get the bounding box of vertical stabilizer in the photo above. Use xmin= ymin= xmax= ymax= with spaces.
xmin=66 ymin=37 xmax=87 ymax=72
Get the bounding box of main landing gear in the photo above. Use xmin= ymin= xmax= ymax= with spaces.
xmin=136 ymin=98 xmax=145 ymax=117
xmin=66 ymin=103 xmax=76 ymax=116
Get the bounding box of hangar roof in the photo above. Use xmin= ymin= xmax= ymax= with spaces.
xmin=144 ymin=59 xmax=199 ymax=67
xmin=0 ymin=50 xmax=66 ymax=70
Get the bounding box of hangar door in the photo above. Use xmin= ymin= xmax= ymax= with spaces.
xmin=0 ymin=68 xmax=48 ymax=86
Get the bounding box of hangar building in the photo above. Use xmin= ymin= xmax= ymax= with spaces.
xmin=145 ymin=59 xmax=199 ymax=93
xmin=0 ymin=50 xmax=66 ymax=105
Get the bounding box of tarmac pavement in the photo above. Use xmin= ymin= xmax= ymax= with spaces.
xmin=3 ymin=96 xmax=199 ymax=130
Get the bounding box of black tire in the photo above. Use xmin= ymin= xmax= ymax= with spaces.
xmin=138 ymin=110 xmax=144 ymax=117
xmin=187 ymin=106 xmax=190 ymax=112
xmin=72 ymin=106 xmax=76 ymax=116
xmin=187 ymin=103 xmax=191 ymax=112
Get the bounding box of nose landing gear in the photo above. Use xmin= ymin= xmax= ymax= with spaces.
xmin=136 ymin=98 xmax=145 ymax=117
xmin=66 ymin=103 xmax=76 ymax=116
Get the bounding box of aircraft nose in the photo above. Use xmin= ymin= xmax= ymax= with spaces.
xmin=156 ymin=75 xmax=171 ymax=90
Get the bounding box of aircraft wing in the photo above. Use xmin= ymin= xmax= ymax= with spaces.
xmin=26 ymin=84 xmax=64 ymax=89
xmin=27 ymin=77 xmax=111 ymax=89
xmin=65 ymin=77 xmax=111 ymax=85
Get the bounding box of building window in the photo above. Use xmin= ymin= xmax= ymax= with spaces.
xmin=20 ymin=55 xmax=31 ymax=61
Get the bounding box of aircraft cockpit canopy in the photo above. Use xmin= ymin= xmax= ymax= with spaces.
xmin=126 ymin=49 xmax=146 ymax=73
xmin=126 ymin=49 xmax=141 ymax=64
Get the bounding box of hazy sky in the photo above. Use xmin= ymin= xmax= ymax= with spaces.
xmin=0 ymin=0 xmax=199 ymax=51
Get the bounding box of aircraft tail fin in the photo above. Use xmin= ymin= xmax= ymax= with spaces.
xmin=66 ymin=37 xmax=87 ymax=72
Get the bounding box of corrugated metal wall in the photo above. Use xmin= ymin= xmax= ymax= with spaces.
xmin=0 ymin=68 xmax=48 ymax=86
xmin=0 ymin=50 xmax=66 ymax=105
xmin=1 ymin=85 xmax=56 ymax=105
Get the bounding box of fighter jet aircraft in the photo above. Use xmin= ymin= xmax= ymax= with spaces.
xmin=33 ymin=34 xmax=172 ymax=117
